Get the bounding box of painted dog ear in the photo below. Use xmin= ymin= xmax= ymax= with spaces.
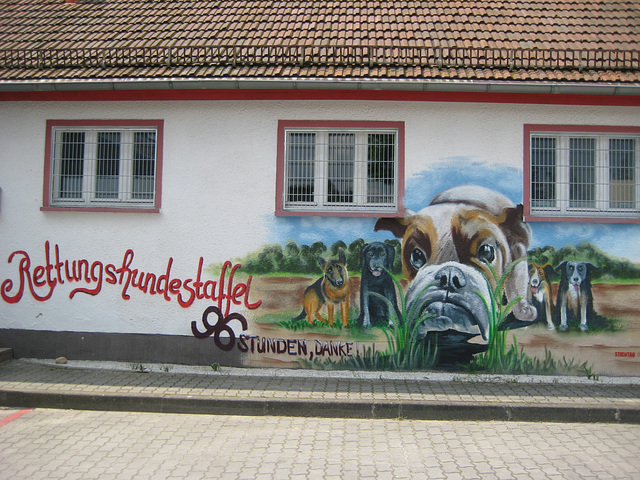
xmin=338 ymin=249 xmax=346 ymax=265
xmin=360 ymin=243 xmax=369 ymax=268
xmin=543 ymin=263 xmax=557 ymax=280
xmin=500 ymin=204 xmax=530 ymax=247
xmin=554 ymin=261 xmax=567 ymax=275
xmin=586 ymin=263 xmax=599 ymax=274
xmin=385 ymin=242 xmax=396 ymax=268
xmin=317 ymin=256 xmax=326 ymax=270
xmin=374 ymin=217 xmax=409 ymax=238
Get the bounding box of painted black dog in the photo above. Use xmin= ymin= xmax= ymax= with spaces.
xmin=356 ymin=242 xmax=401 ymax=327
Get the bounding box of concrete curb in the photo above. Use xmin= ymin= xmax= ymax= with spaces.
xmin=2 ymin=389 xmax=640 ymax=424
xmin=25 ymin=358 xmax=640 ymax=385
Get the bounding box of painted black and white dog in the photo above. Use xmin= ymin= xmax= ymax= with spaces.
xmin=356 ymin=242 xmax=401 ymax=327
xmin=555 ymin=261 xmax=598 ymax=332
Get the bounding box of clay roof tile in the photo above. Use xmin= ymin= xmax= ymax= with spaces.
xmin=0 ymin=0 xmax=638 ymax=83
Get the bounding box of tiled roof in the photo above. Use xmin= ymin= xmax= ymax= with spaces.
xmin=1 ymin=0 xmax=639 ymax=85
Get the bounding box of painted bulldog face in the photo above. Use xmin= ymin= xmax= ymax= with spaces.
xmin=375 ymin=185 xmax=537 ymax=345
xmin=396 ymin=203 xmax=518 ymax=287
xmin=405 ymin=261 xmax=491 ymax=340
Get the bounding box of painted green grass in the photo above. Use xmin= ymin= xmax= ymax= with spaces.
xmin=298 ymin=340 xmax=438 ymax=371
xmin=257 ymin=310 xmax=378 ymax=341
xmin=278 ymin=310 xmax=360 ymax=331
xmin=369 ymin=272 xmax=440 ymax=370
xmin=554 ymin=317 xmax=623 ymax=334
xmin=467 ymin=258 xmax=599 ymax=377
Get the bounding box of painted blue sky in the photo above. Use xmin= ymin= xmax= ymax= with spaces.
xmin=271 ymin=159 xmax=640 ymax=263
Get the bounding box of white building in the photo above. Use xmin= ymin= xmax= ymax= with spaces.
xmin=1 ymin=1 xmax=639 ymax=375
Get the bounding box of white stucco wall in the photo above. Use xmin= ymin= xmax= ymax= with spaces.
xmin=1 ymin=98 xmax=639 ymax=336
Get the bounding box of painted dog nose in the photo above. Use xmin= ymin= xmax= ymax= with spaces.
xmin=436 ymin=265 xmax=467 ymax=292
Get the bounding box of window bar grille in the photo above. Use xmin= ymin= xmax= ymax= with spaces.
xmin=327 ymin=133 xmax=355 ymax=204
xmin=530 ymin=133 xmax=639 ymax=217
xmin=367 ymin=133 xmax=395 ymax=205
xmin=58 ymin=131 xmax=85 ymax=200
xmin=286 ymin=132 xmax=316 ymax=205
xmin=132 ymin=131 xmax=156 ymax=200
xmin=283 ymin=129 xmax=398 ymax=212
xmin=531 ymin=136 xmax=557 ymax=209
xmin=609 ymin=138 xmax=635 ymax=209
xmin=96 ymin=131 xmax=121 ymax=199
xmin=51 ymin=127 xmax=157 ymax=208
xmin=568 ymin=137 xmax=596 ymax=210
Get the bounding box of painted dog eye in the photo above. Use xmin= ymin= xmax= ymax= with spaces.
xmin=477 ymin=244 xmax=495 ymax=264
xmin=410 ymin=248 xmax=427 ymax=270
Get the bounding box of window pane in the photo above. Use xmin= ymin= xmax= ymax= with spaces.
xmin=569 ymin=137 xmax=595 ymax=209
xmin=327 ymin=133 xmax=354 ymax=204
xmin=367 ymin=133 xmax=395 ymax=205
xmin=58 ymin=131 xmax=85 ymax=199
xmin=280 ymin=125 xmax=400 ymax=213
xmin=133 ymin=131 xmax=156 ymax=200
xmin=95 ymin=132 xmax=121 ymax=199
xmin=531 ymin=137 xmax=556 ymax=208
xmin=609 ymin=138 xmax=635 ymax=209
xmin=286 ymin=132 xmax=315 ymax=203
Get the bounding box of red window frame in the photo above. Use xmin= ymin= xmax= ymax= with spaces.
xmin=275 ymin=120 xmax=405 ymax=217
xmin=42 ymin=119 xmax=163 ymax=213
xmin=524 ymin=124 xmax=640 ymax=224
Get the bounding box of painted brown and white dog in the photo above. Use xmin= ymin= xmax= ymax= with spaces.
xmin=555 ymin=261 xmax=597 ymax=332
xmin=527 ymin=262 xmax=556 ymax=330
xmin=375 ymin=185 xmax=536 ymax=361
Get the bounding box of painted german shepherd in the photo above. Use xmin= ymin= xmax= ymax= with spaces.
xmin=293 ymin=250 xmax=350 ymax=327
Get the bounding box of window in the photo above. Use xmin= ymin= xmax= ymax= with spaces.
xmin=43 ymin=120 xmax=163 ymax=212
xmin=525 ymin=125 xmax=640 ymax=222
xmin=276 ymin=121 xmax=404 ymax=216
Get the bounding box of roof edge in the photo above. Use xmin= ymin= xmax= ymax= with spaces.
xmin=1 ymin=77 xmax=639 ymax=96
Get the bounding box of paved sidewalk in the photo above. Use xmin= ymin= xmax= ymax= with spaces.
xmin=3 ymin=408 xmax=640 ymax=479
xmin=1 ymin=358 xmax=639 ymax=423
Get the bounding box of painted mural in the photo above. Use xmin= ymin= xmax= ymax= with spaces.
xmin=1 ymin=160 xmax=639 ymax=376
xmin=208 ymin=161 xmax=640 ymax=376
